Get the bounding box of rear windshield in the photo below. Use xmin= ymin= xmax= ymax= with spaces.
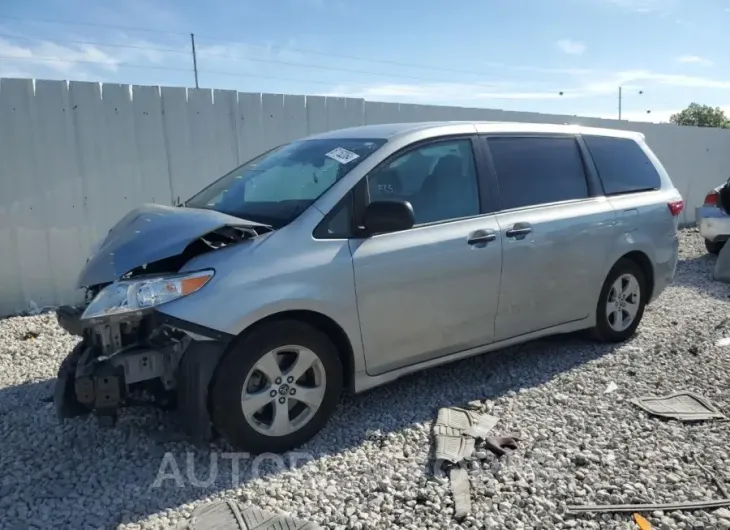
xmin=582 ymin=135 xmax=661 ymax=195
xmin=186 ymin=138 xmax=386 ymax=228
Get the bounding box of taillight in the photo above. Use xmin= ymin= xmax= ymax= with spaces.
xmin=668 ymin=200 xmax=684 ymax=216
xmin=704 ymin=191 xmax=719 ymax=206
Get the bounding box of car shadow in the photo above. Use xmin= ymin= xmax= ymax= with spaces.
xmin=0 ymin=332 xmax=618 ymax=529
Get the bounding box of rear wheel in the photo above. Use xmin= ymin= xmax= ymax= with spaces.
xmin=210 ymin=320 xmax=343 ymax=453
xmin=705 ymin=239 xmax=725 ymax=255
xmin=591 ymin=259 xmax=647 ymax=343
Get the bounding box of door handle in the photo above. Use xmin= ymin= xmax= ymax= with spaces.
xmin=467 ymin=229 xmax=497 ymax=246
xmin=505 ymin=223 xmax=532 ymax=239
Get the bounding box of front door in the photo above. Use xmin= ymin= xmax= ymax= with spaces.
xmin=484 ymin=135 xmax=617 ymax=340
xmin=350 ymin=137 xmax=503 ymax=376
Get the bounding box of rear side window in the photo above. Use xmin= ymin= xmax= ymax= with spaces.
xmin=487 ymin=136 xmax=589 ymax=210
xmin=582 ymin=135 xmax=661 ymax=195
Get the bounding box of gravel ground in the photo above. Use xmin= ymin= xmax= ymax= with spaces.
xmin=1 ymin=228 xmax=730 ymax=530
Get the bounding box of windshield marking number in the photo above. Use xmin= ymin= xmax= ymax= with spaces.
xmin=325 ymin=147 xmax=360 ymax=165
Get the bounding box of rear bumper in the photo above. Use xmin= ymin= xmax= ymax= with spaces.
xmin=696 ymin=205 xmax=730 ymax=242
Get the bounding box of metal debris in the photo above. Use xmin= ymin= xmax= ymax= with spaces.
xmin=692 ymin=453 xmax=730 ymax=498
xmin=570 ymin=454 xmax=730 ymax=516
xmin=567 ymin=498 xmax=730 ymax=514
xmin=630 ymin=392 xmax=725 ymax=421
xmin=175 ymin=500 xmax=321 ymax=530
xmin=450 ymin=467 xmax=471 ymax=520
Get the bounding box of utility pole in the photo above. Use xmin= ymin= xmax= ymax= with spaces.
xmin=190 ymin=33 xmax=199 ymax=89
xmin=618 ymin=86 xmax=622 ymax=120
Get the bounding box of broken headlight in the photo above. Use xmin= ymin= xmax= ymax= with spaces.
xmin=80 ymin=270 xmax=214 ymax=320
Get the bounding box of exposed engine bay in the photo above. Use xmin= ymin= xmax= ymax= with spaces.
xmin=54 ymin=204 xmax=273 ymax=440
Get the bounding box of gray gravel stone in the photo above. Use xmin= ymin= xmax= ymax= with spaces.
xmin=1 ymin=229 xmax=729 ymax=529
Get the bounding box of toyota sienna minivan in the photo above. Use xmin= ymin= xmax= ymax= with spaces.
xmin=54 ymin=121 xmax=682 ymax=453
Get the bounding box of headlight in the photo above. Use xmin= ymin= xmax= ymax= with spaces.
xmin=80 ymin=270 xmax=214 ymax=320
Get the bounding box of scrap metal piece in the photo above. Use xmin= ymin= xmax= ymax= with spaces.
xmin=175 ymin=500 xmax=321 ymax=530
xmin=631 ymin=392 xmax=725 ymax=421
xmin=693 ymin=453 xmax=730 ymax=498
xmin=450 ymin=467 xmax=471 ymax=520
xmin=566 ymin=498 xmax=730 ymax=514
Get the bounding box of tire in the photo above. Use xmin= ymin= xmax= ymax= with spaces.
xmin=54 ymin=340 xmax=91 ymax=419
xmin=210 ymin=320 xmax=343 ymax=454
xmin=590 ymin=258 xmax=647 ymax=343
xmin=705 ymin=239 xmax=725 ymax=255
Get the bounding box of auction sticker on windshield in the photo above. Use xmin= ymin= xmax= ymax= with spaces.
xmin=325 ymin=147 xmax=360 ymax=164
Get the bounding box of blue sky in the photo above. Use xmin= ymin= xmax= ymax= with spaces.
xmin=1 ymin=0 xmax=729 ymax=122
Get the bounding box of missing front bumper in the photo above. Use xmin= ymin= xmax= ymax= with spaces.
xmin=54 ymin=323 xmax=230 ymax=443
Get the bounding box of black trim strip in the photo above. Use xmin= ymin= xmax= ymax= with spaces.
xmin=151 ymin=311 xmax=236 ymax=342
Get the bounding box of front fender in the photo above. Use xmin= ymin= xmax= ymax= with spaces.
xmin=156 ymin=236 xmax=366 ymax=375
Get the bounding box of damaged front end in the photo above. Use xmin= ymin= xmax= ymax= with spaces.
xmin=54 ymin=203 xmax=272 ymax=441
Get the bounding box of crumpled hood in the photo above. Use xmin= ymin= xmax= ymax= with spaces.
xmin=77 ymin=203 xmax=270 ymax=288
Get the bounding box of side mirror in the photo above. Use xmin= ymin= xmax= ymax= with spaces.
xmin=363 ymin=200 xmax=415 ymax=235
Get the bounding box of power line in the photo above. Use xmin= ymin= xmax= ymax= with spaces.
xmin=196 ymin=36 xmax=507 ymax=78
xmin=0 ymin=32 xmax=188 ymax=55
xmin=198 ymin=69 xmax=347 ymax=88
xmin=0 ymin=54 xmax=193 ymax=73
xmin=0 ymin=53 xmax=555 ymax=94
xmin=0 ymin=15 xmax=688 ymax=108
xmin=0 ymin=54 xmax=342 ymax=87
xmin=0 ymin=14 xmax=589 ymax=80
xmin=1 ymin=53 xmax=663 ymax=104
xmin=0 ymin=15 xmax=188 ymax=36
xmin=0 ymin=31 xmax=530 ymax=86
xmin=202 ymin=54 xmax=501 ymax=85
xmin=0 ymin=53 xmax=677 ymax=108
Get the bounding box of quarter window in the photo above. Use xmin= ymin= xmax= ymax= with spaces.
xmin=367 ymin=139 xmax=480 ymax=225
xmin=582 ymin=135 xmax=661 ymax=195
xmin=488 ymin=136 xmax=589 ymax=210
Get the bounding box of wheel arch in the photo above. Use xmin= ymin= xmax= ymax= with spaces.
xmin=224 ymin=309 xmax=357 ymax=393
xmin=615 ymin=250 xmax=655 ymax=301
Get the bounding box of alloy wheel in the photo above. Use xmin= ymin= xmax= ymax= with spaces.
xmin=605 ymin=273 xmax=641 ymax=332
xmin=240 ymin=345 xmax=327 ymax=437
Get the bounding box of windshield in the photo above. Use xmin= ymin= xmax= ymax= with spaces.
xmin=185 ymin=137 xmax=386 ymax=228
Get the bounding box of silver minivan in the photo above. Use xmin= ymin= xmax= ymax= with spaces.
xmin=55 ymin=121 xmax=683 ymax=453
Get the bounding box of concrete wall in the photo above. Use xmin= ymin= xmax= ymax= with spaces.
xmin=1 ymin=77 xmax=728 ymax=315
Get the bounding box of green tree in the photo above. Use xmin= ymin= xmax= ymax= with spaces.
xmin=669 ymin=103 xmax=729 ymax=128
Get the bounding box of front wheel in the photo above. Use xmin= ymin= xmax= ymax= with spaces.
xmin=210 ymin=320 xmax=343 ymax=454
xmin=590 ymin=259 xmax=647 ymax=343
xmin=705 ymin=239 xmax=725 ymax=255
